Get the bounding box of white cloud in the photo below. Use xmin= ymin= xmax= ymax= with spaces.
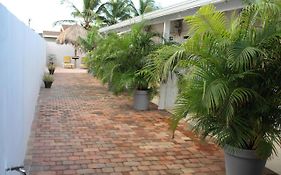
xmin=0 ymin=0 xmax=185 ymax=32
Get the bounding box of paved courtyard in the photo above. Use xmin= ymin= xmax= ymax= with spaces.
xmin=25 ymin=71 xmax=277 ymax=175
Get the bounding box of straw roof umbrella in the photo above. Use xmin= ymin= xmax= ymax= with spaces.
xmin=56 ymin=24 xmax=88 ymax=56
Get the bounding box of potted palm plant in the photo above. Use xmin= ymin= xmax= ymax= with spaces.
xmin=147 ymin=1 xmax=281 ymax=175
xmin=43 ymin=73 xmax=54 ymax=88
xmin=90 ymin=23 xmax=161 ymax=110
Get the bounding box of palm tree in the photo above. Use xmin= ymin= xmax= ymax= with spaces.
xmin=173 ymin=2 xmax=281 ymax=158
xmin=97 ymin=0 xmax=133 ymax=26
xmin=130 ymin=0 xmax=159 ymax=16
xmin=54 ymin=0 xmax=101 ymax=29
xmin=145 ymin=0 xmax=281 ymax=159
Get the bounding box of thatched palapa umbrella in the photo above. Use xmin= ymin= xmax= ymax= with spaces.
xmin=56 ymin=24 xmax=88 ymax=56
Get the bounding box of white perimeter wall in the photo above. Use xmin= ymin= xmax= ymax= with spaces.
xmin=0 ymin=4 xmax=46 ymax=175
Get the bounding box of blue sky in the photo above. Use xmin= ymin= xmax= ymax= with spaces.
xmin=0 ymin=0 xmax=185 ymax=32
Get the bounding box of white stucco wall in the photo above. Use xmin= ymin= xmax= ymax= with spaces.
xmin=45 ymin=38 xmax=75 ymax=67
xmin=158 ymin=74 xmax=178 ymax=110
xmin=267 ymin=146 xmax=281 ymax=174
xmin=0 ymin=4 xmax=46 ymax=175
xmin=45 ymin=38 xmax=86 ymax=68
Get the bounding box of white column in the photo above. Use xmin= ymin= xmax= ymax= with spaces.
xmin=165 ymin=73 xmax=178 ymax=109
xmin=158 ymin=83 xmax=167 ymax=110
xmin=158 ymin=21 xmax=171 ymax=109
xmin=162 ymin=20 xmax=171 ymax=43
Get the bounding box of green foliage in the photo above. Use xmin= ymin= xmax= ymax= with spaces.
xmin=148 ymin=0 xmax=281 ymax=159
xmin=48 ymin=64 xmax=56 ymax=70
xmin=141 ymin=44 xmax=185 ymax=84
xmin=97 ymin=0 xmax=133 ymax=26
xmin=55 ymin=0 xmax=161 ymax=29
xmin=96 ymin=0 xmax=160 ymax=26
xmin=79 ymin=27 xmax=101 ymax=52
xmin=88 ymin=32 xmax=121 ymax=83
xmin=43 ymin=73 xmax=54 ymax=82
xmin=89 ymin=23 xmax=161 ymax=96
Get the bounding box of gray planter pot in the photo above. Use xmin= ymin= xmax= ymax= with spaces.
xmin=224 ymin=146 xmax=267 ymax=175
xmin=133 ymin=90 xmax=149 ymax=110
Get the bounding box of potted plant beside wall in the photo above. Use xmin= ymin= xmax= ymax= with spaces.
xmin=161 ymin=2 xmax=281 ymax=175
xmin=43 ymin=73 xmax=54 ymax=88
xmin=116 ymin=24 xmax=160 ymax=110
xmin=47 ymin=54 xmax=56 ymax=74
xmin=48 ymin=64 xmax=56 ymax=74
xmin=48 ymin=54 xmax=56 ymax=65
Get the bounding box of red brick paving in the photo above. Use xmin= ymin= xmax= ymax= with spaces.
xmin=25 ymin=72 xmax=276 ymax=175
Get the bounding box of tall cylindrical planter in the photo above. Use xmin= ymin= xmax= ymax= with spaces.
xmin=44 ymin=81 xmax=53 ymax=88
xmin=224 ymin=146 xmax=267 ymax=175
xmin=49 ymin=69 xmax=55 ymax=75
xmin=133 ymin=90 xmax=149 ymax=111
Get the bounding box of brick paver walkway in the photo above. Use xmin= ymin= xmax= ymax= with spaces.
xmin=25 ymin=72 xmax=276 ymax=175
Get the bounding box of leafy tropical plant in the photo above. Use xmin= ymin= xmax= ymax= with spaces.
xmin=48 ymin=64 xmax=56 ymax=71
xmin=54 ymin=0 xmax=101 ymax=29
xmin=88 ymin=32 xmax=122 ymax=84
xmin=89 ymin=23 xmax=162 ymax=96
xmin=43 ymin=73 xmax=54 ymax=82
xmin=48 ymin=54 xmax=56 ymax=65
xmin=146 ymin=0 xmax=281 ymax=159
xmin=142 ymin=44 xmax=184 ymax=84
xmin=79 ymin=26 xmax=101 ymax=52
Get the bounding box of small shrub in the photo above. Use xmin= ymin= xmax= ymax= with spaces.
xmin=48 ymin=64 xmax=56 ymax=70
xmin=43 ymin=73 xmax=54 ymax=82
xmin=48 ymin=54 xmax=56 ymax=65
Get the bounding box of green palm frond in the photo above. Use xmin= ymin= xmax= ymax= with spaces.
xmin=162 ymin=49 xmax=186 ymax=82
xmin=228 ymin=44 xmax=263 ymax=71
xmin=97 ymin=0 xmax=133 ymax=26
xmin=89 ymin=23 xmax=161 ymax=95
xmin=79 ymin=27 xmax=101 ymax=52
xmin=56 ymin=0 xmax=101 ymax=29
xmin=185 ymin=5 xmax=228 ymax=37
xmin=141 ymin=45 xmax=185 ymax=84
